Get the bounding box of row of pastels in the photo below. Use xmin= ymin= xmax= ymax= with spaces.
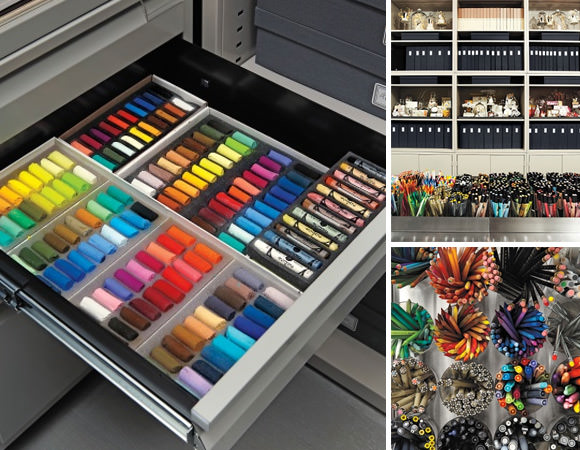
xmin=68 ymin=83 xmax=198 ymax=171
xmin=77 ymin=224 xmax=225 ymax=343
xmin=147 ymin=267 xmax=295 ymax=398
xmin=0 ymin=150 xmax=100 ymax=248
xmin=250 ymin=155 xmax=386 ymax=288
xmin=12 ymin=184 xmax=155 ymax=293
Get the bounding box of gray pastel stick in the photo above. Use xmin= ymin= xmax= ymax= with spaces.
xmin=233 ymin=268 xmax=265 ymax=291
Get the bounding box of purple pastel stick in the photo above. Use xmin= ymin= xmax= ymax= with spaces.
xmin=114 ymin=269 xmax=144 ymax=292
xmin=178 ymin=366 xmax=213 ymax=397
xmin=258 ymin=156 xmax=282 ymax=173
xmin=91 ymin=128 xmax=112 ymax=143
xmin=267 ymin=149 xmax=292 ymax=167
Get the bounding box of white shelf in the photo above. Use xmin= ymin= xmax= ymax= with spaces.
xmin=243 ymin=56 xmax=386 ymax=136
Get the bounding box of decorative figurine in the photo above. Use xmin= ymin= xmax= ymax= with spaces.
xmin=569 ymin=9 xmax=579 ymax=25
xmin=411 ymin=9 xmax=428 ymax=30
xmin=436 ymin=11 xmax=447 ymax=28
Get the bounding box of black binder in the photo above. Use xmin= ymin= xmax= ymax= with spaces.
xmin=408 ymin=124 xmax=417 ymax=147
xmin=459 ymin=126 xmax=468 ymax=148
xmin=503 ymin=125 xmax=511 ymax=148
xmin=417 ymin=125 xmax=426 ymax=147
xmin=512 ymin=124 xmax=522 ymax=149
xmin=399 ymin=124 xmax=408 ymax=148
xmin=426 ymin=125 xmax=435 ymax=148
xmin=483 ymin=126 xmax=493 ymax=149
xmin=392 ymin=123 xmax=400 ymax=148
xmin=444 ymin=125 xmax=451 ymax=149
xmin=493 ymin=126 xmax=502 ymax=149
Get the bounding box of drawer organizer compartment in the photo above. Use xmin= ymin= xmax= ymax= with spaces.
xmin=247 ymin=153 xmax=386 ymax=290
xmin=61 ymin=76 xmax=206 ymax=172
xmin=0 ymin=76 xmax=386 ymax=449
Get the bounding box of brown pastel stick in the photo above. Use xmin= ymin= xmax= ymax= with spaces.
xmin=213 ymin=285 xmax=246 ymax=311
xmin=183 ymin=315 xmax=216 ymax=340
xmin=193 ymin=131 xmax=215 ymax=147
xmin=151 ymin=346 xmax=182 ymax=373
xmin=148 ymin=164 xmax=175 ymax=183
xmin=162 ymin=335 xmax=194 ymax=362
xmin=54 ymin=224 xmax=80 ymax=245
xmin=224 ymin=277 xmax=256 ymax=301
xmin=175 ymin=145 xmax=199 ymax=162
xmin=172 ymin=324 xmax=205 ymax=352
xmin=43 ymin=232 xmax=70 ymax=253
xmin=182 ymin=137 xmax=206 ymax=153
xmin=120 ymin=307 xmax=150 ymax=331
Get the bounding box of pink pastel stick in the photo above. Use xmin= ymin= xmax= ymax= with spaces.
xmin=257 ymin=156 xmax=282 ymax=173
xmin=250 ymin=163 xmax=278 ymax=181
xmin=173 ymin=258 xmax=203 ymax=282
xmin=92 ymin=288 xmax=123 ymax=311
xmin=126 ymin=259 xmax=156 ymax=282
xmin=333 ymin=169 xmax=386 ymax=202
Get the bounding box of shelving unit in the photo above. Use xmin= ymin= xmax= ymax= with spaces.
xmin=391 ymin=0 xmax=580 ymax=175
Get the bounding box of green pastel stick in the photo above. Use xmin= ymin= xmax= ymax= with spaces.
xmin=102 ymin=147 xmax=126 ymax=164
xmin=200 ymin=124 xmax=225 ymax=141
xmin=96 ymin=193 xmax=124 ymax=213
xmin=52 ymin=179 xmax=76 ymax=200
xmin=0 ymin=216 xmax=24 ymax=237
xmin=7 ymin=209 xmax=36 ymax=229
xmin=19 ymin=248 xmax=46 ymax=270
xmin=218 ymin=232 xmax=245 ymax=252
xmin=0 ymin=229 xmax=13 ymax=246
xmin=61 ymin=172 xmax=91 ymax=193
xmin=41 ymin=186 xmax=67 ymax=207
xmin=92 ymin=154 xmax=117 ymax=171
xmin=107 ymin=186 xmax=133 ymax=205
xmin=31 ymin=241 xmax=58 ymax=262
xmin=87 ymin=199 xmax=113 ymax=221
xmin=19 ymin=200 xmax=46 ymax=221
xmin=231 ymin=131 xmax=258 ymax=149
xmin=11 ymin=254 xmax=37 ymax=274
xmin=225 ymin=137 xmax=252 ymax=156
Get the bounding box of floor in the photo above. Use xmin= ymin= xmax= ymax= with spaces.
xmin=9 ymin=367 xmax=385 ymax=450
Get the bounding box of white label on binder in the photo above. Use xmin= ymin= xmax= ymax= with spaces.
xmin=372 ymin=83 xmax=386 ymax=110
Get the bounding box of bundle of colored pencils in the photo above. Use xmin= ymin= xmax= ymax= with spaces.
xmin=486 ymin=247 xmax=565 ymax=308
xmin=547 ymin=300 xmax=580 ymax=363
xmin=391 ymin=247 xmax=437 ymax=289
xmin=552 ymin=358 xmax=580 ymax=413
xmin=391 ymin=300 xmax=434 ymax=358
xmin=391 ymin=414 xmax=436 ymax=450
xmin=491 ymin=303 xmax=548 ymax=358
xmin=434 ymin=304 xmax=490 ymax=361
xmin=427 ymin=247 xmax=492 ymax=305
xmin=391 ymin=358 xmax=437 ymax=416
xmin=495 ymin=359 xmax=552 ymax=416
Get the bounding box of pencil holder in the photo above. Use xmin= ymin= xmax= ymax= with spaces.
xmin=551 ymin=359 xmax=580 ymax=414
xmin=491 ymin=303 xmax=548 ymax=358
xmin=391 ymin=413 xmax=437 ymax=450
xmin=547 ymin=298 xmax=580 ymax=362
xmin=438 ymin=361 xmax=494 ymax=416
xmin=438 ymin=417 xmax=492 ymax=450
xmin=494 ymin=359 xmax=552 ymax=416
xmin=426 ymin=247 xmax=492 ymax=305
xmin=391 ymin=299 xmax=434 ymax=359
xmin=391 ymin=247 xmax=437 ymax=289
xmin=493 ymin=416 xmax=549 ymax=449
xmin=434 ymin=303 xmax=490 ymax=360
xmin=548 ymin=415 xmax=580 ymax=449
xmin=391 ymin=357 xmax=437 ymax=416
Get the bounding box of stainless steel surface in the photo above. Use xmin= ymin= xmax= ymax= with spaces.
xmin=391 ymin=216 xmax=580 ymax=242
xmin=0 ymin=305 xmax=89 ymax=450
xmin=393 ymin=279 xmax=562 ymax=441
xmin=10 ymin=367 xmax=386 ymax=450
xmin=308 ymin=330 xmax=386 ymax=412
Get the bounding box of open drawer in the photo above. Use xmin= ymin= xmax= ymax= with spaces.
xmin=0 ymin=113 xmax=385 ymax=450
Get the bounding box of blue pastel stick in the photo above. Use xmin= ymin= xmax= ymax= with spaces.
xmin=234 ymin=316 xmax=267 ymax=340
xmin=255 ymin=295 xmax=285 ymax=320
xmin=110 ymin=217 xmax=139 ymax=238
xmin=120 ymin=210 xmax=150 ymax=229
xmin=54 ymin=259 xmax=85 ymax=281
xmin=68 ymin=250 xmax=96 ymax=273
xmin=104 ymin=278 xmax=132 ymax=301
xmin=264 ymin=231 xmax=323 ymax=269
xmin=44 ymin=267 xmax=73 ymax=290
xmin=225 ymin=325 xmax=256 ymax=350
xmin=235 ymin=216 xmax=262 ymax=235
xmin=244 ymin=208 xmax=271 ymax=228
xmin=253 ymin=200 xmax=281 ymax=219
xmin=267 ymin=150 xmax=292 ymax=167
xmin=143 ymin=91 xmax=164 ymax=105
xmin=133 ymin=97 xmax=156 ymax=111
xmin=204 ymin=295 xmax=236 ymax=320
xmin=278 ymin=176 xmax=304 ymax=196
xmin=124 ymin=103 xmax=147 ymax=117
xmin=263 ymin=193 xmax=290 ymax=211
xmin=191 ymin=360 xmax=223 ymax=384
xmin=243 ymin=305 xmax=275 ymax=329
xmin=270 ymin=185 xmax=297 ymax=204
xmin=78 ymin=242 xmax=106 ymax=263
xmin=286 ymin=170 xmax=313 ymax=188
xmin=88 ymin=234 xmax=117 ymax=254
xmin=213 ymin=335 xmax=246 ymax=361
xmin=201 ymin=345 xmax=236 ymax=372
